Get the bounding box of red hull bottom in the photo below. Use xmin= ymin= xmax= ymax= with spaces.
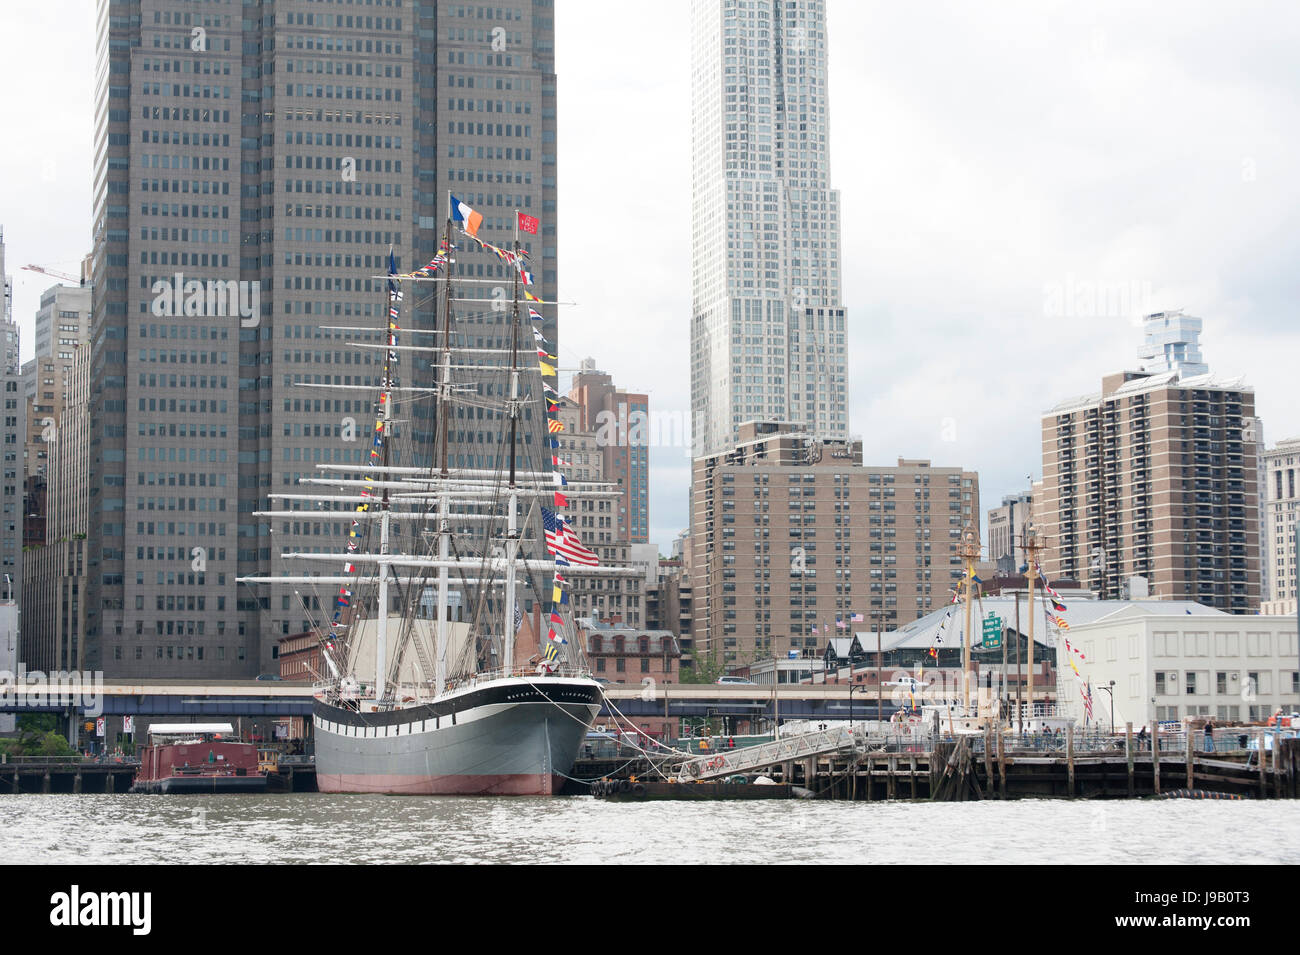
xmin=316 ymin=772 xmax=566 ymax=796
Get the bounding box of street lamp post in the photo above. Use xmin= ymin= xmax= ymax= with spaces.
xmin=1096 ymin=680 xmax=1116 ymax=732
xmin=848 ymin=682 xmax=863 ymax=731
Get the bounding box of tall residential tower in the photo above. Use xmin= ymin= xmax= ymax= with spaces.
xmin=689 ymin=0 xmax=847 ymax=459
xmin=1040 ymin=318 xmax=1260 ymax=612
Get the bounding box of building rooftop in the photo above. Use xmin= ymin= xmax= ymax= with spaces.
xmin=861 ymin=596 xmax=1229 ymax=653
xmin=1044 ymin=370 xmax=1252 ymax=417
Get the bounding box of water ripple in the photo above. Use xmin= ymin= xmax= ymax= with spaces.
xmin=0 ymin=794 xmax=1293 ymax=864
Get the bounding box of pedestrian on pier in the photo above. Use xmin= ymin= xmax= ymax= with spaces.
xmin=1203 ymin=720 xmax=1214 ymax=753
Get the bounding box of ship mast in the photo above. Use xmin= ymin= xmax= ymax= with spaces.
xmin=502 ymin=215 xmax=523 ymax=675
xmin=1024 ymin=523 xmax=1042 ymax=730
xmin=374 ymin=247 xmax=399 ymax=704
xmin=435 ymin=215 xmax=455 ymax=695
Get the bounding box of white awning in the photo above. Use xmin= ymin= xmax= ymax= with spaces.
xmin=147 ymin=723 xmax=235 ymax=736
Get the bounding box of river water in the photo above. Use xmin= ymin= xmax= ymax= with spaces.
xmin=1 ymin=794 xmax=1295 ymax=864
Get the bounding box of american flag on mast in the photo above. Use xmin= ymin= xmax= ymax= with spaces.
xmin=542 ymin=507 xmax=599 ymax=567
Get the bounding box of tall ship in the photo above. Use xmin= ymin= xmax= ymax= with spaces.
xmin=240 ymin=201 xmax=630 ymax=795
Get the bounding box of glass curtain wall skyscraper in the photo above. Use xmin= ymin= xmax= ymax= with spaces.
xmin=690 ymin=0 xmax=848 ymax=459
xmin=89 ymin=0 xmax=557 ymax=677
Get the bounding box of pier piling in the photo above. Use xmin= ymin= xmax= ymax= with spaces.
xmin=1152 ymin=730 xmax=1161 ymax=796
xmin=1125 ymin=723 xmax=1134 ymax=797
xmin=1066 ymin=725 xmax=1075 ymax=796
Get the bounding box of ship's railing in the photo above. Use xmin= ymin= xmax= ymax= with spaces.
xmin=441 ymin=664 xmax=593 ymax=693
xmin=362 ymin=664 xmax=596 ymax=705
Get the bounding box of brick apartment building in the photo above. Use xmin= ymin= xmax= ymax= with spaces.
xmin=1040 ymin=315 xmax=1260 ymax=611
xmin=691 ymin=421 xmax=979 ymax=668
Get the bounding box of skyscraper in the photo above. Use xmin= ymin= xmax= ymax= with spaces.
xmin=567 ymin=358 xmax=649 ymax=544
xmin=689 ymin=0 xmax=848 ymax=459
xmin=0 ymin=228 xmax=22 ymax=607
xmin=89 ymin=0 xmax=557 ymax=677
xmin=22 ymin=284 xmax=92 ymax=536
xmin=987 ymin=490 xmax=1033 ymax=573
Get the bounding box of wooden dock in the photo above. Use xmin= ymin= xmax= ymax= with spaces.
xmin=768 ymin=727 xmax=1300 ymax=801
xmin=578 ymin=726 xmax=1300 ymax=801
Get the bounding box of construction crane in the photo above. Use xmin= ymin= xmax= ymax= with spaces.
xmin=21 ymin=264 xmax=83 ymax=285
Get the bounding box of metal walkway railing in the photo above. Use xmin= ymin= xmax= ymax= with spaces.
xmin=673 ymin=725 xmax=859 ymax=782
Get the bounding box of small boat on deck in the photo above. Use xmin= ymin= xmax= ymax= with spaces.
xmin=130 ymin=723 xmax=269 ymax=794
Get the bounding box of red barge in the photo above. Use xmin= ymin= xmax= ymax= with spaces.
xmin=131 ymin=723 xmax=270 ymax=794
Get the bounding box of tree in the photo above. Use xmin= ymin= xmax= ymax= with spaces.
xmin=681 ymin=647 xmax=727 ymax=685
xmin=36 ymin=732 xmax=75 ymax=758
xmin=16 ymin=713 xmax=57 ymax=735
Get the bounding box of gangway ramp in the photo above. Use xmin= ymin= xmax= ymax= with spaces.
xmin=674 ymin=725 xmax=860 ymax=782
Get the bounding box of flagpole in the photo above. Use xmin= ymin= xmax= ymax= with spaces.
xmin=1024 ymin=524 xmax=1042 ymax=732
xmin=959 ymin=522 xmax=979 ymax=718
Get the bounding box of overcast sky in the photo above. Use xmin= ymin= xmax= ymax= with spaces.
xmin=3 ymin=1 xmax=1298 ymax=555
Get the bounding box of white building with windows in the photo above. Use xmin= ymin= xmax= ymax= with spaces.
xmin=1262 ymin=437 xmax=1300 ymax=615
xmin=1056 ymin=604 xmax=1299 ymax=729
xmin=689 ymin=0 xmax=848 ymax=458
xmin=1136 ymin=309 xmax=1209 ymax=377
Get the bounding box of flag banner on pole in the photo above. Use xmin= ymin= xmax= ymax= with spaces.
xmin=450 ymin=195 xmax=484 ymax=236
xmin=517 ymin=212 xmax=539 ymax=234
xmin=542 ymin=507 xmax=599 ymax=566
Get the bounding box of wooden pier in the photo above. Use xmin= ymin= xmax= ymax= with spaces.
xmin=762 ymin=727 xmax=1300 ymax=801
xmin=578 ymin=725 xmax=1300 ymax=801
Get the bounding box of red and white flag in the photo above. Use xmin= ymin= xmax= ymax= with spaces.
xmin=517 ymin=212 xmax=539 ymax=235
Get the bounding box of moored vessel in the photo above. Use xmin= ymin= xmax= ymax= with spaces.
xmin=240 ymin=201 xmax=632 ymax=795
xmin=131 ymin=723 xmax=270 ymax=794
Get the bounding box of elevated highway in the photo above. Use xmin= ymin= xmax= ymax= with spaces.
xmin=0 ymin=679 xmax=897 ymax=723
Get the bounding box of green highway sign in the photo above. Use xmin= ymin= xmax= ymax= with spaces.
xmin=981 ymin=613 xmax=1003 ymax=649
